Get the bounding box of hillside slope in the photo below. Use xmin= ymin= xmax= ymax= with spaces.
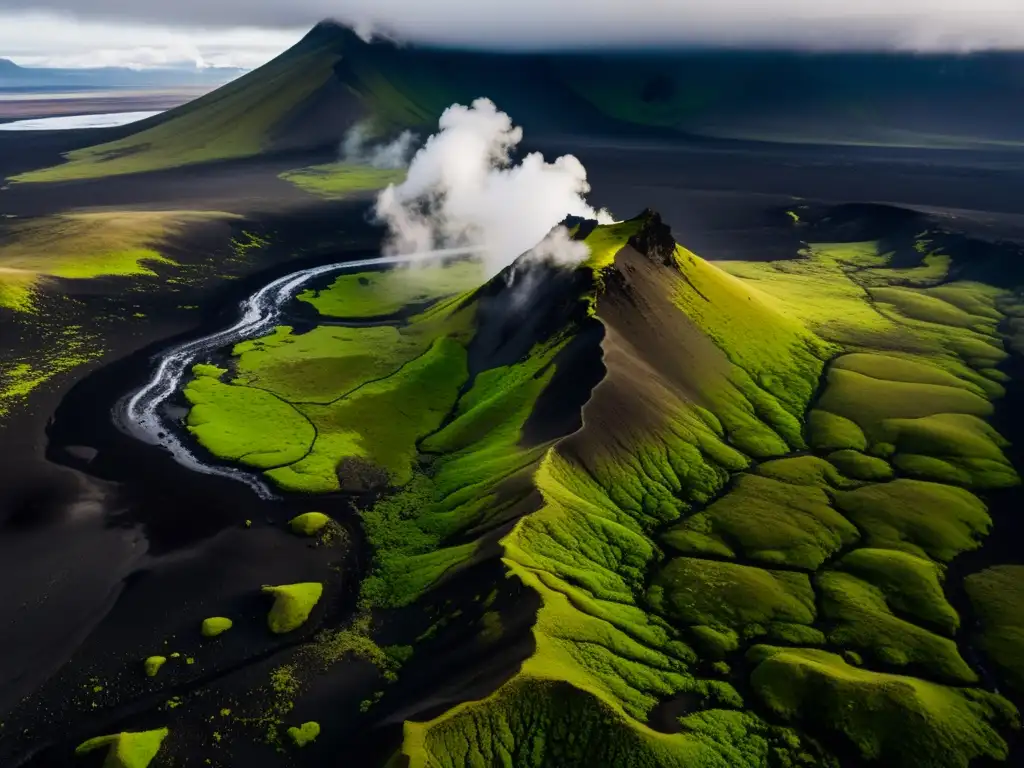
xmin=14 ymin=23 xmax=1024 ymax=182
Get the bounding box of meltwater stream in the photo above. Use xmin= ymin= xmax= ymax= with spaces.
xmin=119 ymin=247 xmax=481 ymax=499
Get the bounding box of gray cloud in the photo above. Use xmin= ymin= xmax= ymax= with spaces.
xmin=2 ymin=1 xmax=1024 ymax=51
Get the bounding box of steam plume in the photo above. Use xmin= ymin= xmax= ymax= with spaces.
xmin=374 ymin=98 xmax=611 ymax=276
xmin=341 ymin=122 xmax=419 ymax=169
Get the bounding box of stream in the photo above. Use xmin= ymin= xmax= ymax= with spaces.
xmin=117 ymin=247 xmax=481 ymax=499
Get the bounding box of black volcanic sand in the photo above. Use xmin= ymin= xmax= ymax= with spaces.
xmin=2 ymin=135 xmax=1024 ymax=766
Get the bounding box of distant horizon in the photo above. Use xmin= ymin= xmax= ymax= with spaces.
xmin=3 ymin=2 xmax=1024 ymax=72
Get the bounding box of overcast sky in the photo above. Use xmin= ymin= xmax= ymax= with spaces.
xmin=2 ymin=2 xmax=1024 ymax=69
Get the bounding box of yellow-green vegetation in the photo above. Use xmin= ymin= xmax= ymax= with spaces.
xmin=649 ymin=558 xmax=816 ymax=652
xmin=143 ymin=656 xmax=167 ymax=678
xmin=965 ymin=566 xmax=1024 ymax=693
xmin=177 ymin=216 xmax=1021 ymax=765
xmin=286 ymin=721 xmax=321 ymax=747
xmin=263 ymin=583 xmax=324 ymax=634
xmin=184 ymin=365 xmax=315 ymax=469
xmin=75 ymin=728 xmax=169 ymax=768
xmin=826 ymin=449 xmax=893 ymax=481
xmin=835 ymin=548 xmax=959 ymax=635
xmin=390 ymin=225 xmax=1021 ymax=766
xmin=280 ymin=163 xmax=404 ymax=199
xmin=749 ymin=646 xmax=1015 ymax=767
xmin=816 ymin=571 xmax=975 ymax=682
xmin=832 ymin=480 xmax=991 ymax=562
xmin=662 ymin=473 xmax=859 ymax=570
xmin=297 ymin=260 xmax=484 ymax=319
xmin=582 ymin=219 xmax=642 ymax=274
xmin=185 ymin=288 xmax=477 ymax=492
xmin=0 ymin=327 xmax=102 ymax=418
xmin=201 ymin=617 xmax=233 ymax=638
xmin=0 ymin=210 xmax=228 ymax=312
xmin=14 ymin=38 xmax=342 ymax=182
xmin=288 ymin=512 xmax=331 ymax=536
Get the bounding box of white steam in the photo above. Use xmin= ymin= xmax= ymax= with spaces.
xmin=373 ymin=98 xmax=612 ymax=276
xmin=341 ymin=122 xmax=419 ymax=169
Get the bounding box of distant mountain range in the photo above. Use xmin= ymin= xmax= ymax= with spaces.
xmin=13 ymin=21 xmax=1024 ymax=182
xmin=0 ymin=57 xmax=247 ymax=91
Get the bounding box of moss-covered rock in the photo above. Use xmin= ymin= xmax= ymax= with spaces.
xmin=143 ymin=656 xmax=166 ymax=678
xmin=201 ymin=616 xmax=233 ymax=637
xmin=262 ymin=583 xmax=323 ymax=634
xmin=287 ymin=721 xmax=321 ymax=748
xmin=288 ymin=512 xmax=331 ymax=536
xmin=749 ymin=646 xmax=1015 ymax=768
xmin=75 ymin=728 xmax=169 ymax=768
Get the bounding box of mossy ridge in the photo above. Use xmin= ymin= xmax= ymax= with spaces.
xmin=965 ymin=566 xmax=1024 ymax=694
xmin=816 ymin=571 xmax=976 ymax=683
xmin=835 ymin=548 xmax=959 ymax=635
xmin=360 ymin=335 xmax=568 ymax=609
xmin=662 ymin=473 xmax=859 ymax=570
xmin=748 ymin=646 xmax=1016 ymax=768
xmin=832 ymin=479 xmax=991 ymax=563
xmin=649 ymin=557 xmax=816 ymax=640
xmin=403 ymin=225 xmax=1003 ymax=762
xmin=297 ymin=260 xmax=484 ymax=319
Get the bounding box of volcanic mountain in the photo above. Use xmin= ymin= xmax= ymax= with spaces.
xmin=13 ymin=21 xmax=1024 ymax=183
xmin=11 ymin=203 xmax=1022 ymax=768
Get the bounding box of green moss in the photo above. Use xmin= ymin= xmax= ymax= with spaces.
xmin=271 ymin=336 xmax=468 ymax=492
xmin=832 ymin=480 xmax=991 ymax=562
xmin=870 ymin=286 xmax=999 ymax=334
xmin=826 ymin=450 xmax=893 ymax=481
xmin=883 ymin=413 xmax=1018 ymax=489
xmin=965 ymin=566 xmax=1024 ymax=694
xmin=816 ymin=367 xmax=993 ymax=448
xmin=749 ymin=646 xmax=1015 ymax=768
xmin=816 ymin=571 xmax=976 ymax=683
xmin=232 ymin=324 xmax=429 ymax=403
xmin=663 ymin=473 xmax=859 ymax=570
xmin=807 ymin=409 xmax=868 ymax=452
xmin=280 ymin=163 xmax=404 ymax=198
xmin=402 ymin=677 xmax=800 ymax=768
xmin=75 ymin=728 xmax=169 ymax=768
xmin=298 ymin=260 xmax=484 ymax=318
xmin=766 ymin=623 xmax=826 ymax=646
xmin=288 ymin=512 xmax=331 ymax=536
xmin=836 ymin=548 xmax=959 ymax=635
xmin=262 ymin=583 xmax=323 ymax=634
xmin=582 ymin=219 xmax=642 ymax=275
xmin=754 ymin=455 xmax=855 ymax=488
xmin=833 ymin=352 xmax=984 ymax=393
xmin=286 ymin=721 xmax=321 ymax=747
xmin=201 ymin=617 xmax=233 ymax=637
xmin=648 ymin=557 xmax=816 ymax=634
xmin=143 ymin=656 xmax=166 ymax=678
xmin=184 ymin=367 xmax=315 ymax=469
